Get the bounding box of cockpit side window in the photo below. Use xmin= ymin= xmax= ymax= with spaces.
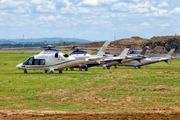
xmin=23 ymin=58 xmax=29 ymax=65
xmin=29 ymin=57 xmax=33 ymax=65
xmin=23 ymin=57 xmax=34 ymax=65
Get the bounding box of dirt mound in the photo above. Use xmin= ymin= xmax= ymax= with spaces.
xmin=109 ymin=36 xmax=149 ymax=50
xmin=74 ymin=35 xmax=180 ymax=54
xmin=141 ymin=36 xmax=180 ymax=53
xmin=152 ymin=46 xmax=168 ymax=54
xmin=81 ymin=41 xmax=106 ymax=48
xmin=81 ymin=36 xmax=149 ymax=50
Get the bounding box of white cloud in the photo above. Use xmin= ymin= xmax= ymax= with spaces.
xmin=98 ymin=0 xmax=118 ymax=4
xmin=150 ymin=6 xmax=158 ymax=11
xmin=61 ymin=0 xmax=77 ymax=13
xmin=78 ymin=0 xmax=99 ymax=6
xmin=0 ymin=11 xmax=8 ymax=16
xmin=13 ymin=7 xmax=26 ymax=13
xmin=111 ymin=2 xmax=151 ymax=13
xmin=159 ymin=23 xmax=169 ymax=27
xmin=132 ymin=0 xmax=141 ymax=2
xmin=37 ymin=14 xmax=66 ymax=22
xmin=101 ymin=15 xmax=109 ymax=19
xmin=78 ymin=0 xmax=117 ymax=6
xmin=121 ymin=24 xmax=139 ymax=32
xmin=158 ymin=2 xmax=169 ymax=8
xmin=145 ymin=9 xmax=169 ymax=17
xmin=0 ymin=0 xmax=31 ymax=14
xmin=110 ymin=13 xmax=127 ymax=18
xmin=0 ymin=0 xmax=24 ymax=9
xmin=38 ymin=15 xmax=57 ymax=21
xmin=77 ymin=7 xmax=91 ymax=13
xmin=30 ymin=0 xmax=47 ymax=4
xmin=140 ymin=22 xmax=150 ymax=27
xmin=35 ymin=1 xmax=56 ymax=12
xmin=170 ymin=7 xmax=180 ymax=14
xmin=0 ymin=0 xmax=179 ymax=40
xmin=56 ymin=14 xmax=66 ymax=19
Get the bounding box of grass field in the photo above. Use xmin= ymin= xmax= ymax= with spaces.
xmin=0 ymin=51 xmax=180 ymax=119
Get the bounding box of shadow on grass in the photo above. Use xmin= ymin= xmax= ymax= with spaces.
xmin=8 ymin=71 xmax=94 ymax=75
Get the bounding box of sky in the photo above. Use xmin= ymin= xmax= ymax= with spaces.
xmin=0 ymin=0 xmax=180 ymax=41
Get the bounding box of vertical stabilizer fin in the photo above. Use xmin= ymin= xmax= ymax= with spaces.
xmin=166 ymin=48 xmax=175 ymax=58
xmin=119 ymin=45 xmax=131 ymax=58
xmin=96 ymin=41 xmax=110 ymax=56
xmin=140 ymin=46 xmax=149 ymax=56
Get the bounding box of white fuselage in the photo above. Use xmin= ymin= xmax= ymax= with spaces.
xmin=120 ymin=57 xmax=169 ymax=66
xmin=16 ymin=49 xmax=101 ymax=71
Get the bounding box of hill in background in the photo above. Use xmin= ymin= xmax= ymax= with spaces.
xmin=80 ymin=36 xmax=180 ymax=54
xmin=0 ymin=37 xmax=92 ymax=45
xmin=1 ymin=35 xmax=180 ymax=54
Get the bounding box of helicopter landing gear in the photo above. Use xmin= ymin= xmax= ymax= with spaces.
xmin=24 ymin=69 xmax=27 ymax=73
xmin=102 ymin=65 xmax=106 ymax=69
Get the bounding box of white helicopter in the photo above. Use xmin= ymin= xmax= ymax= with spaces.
xmin=16 ymin=41 xmax=110 ymax=74
xmin=69 ymin=45 xmax=132 ymax=71
xmin=69 ymin=45 xmax=113 ymax=59
xmin=120 ymin=48 xmax=175 ymax=68
xmin=69 ymin=47 xmax=91 ymax=59
xmin=102 ymin=45 xmax=147 ymax=69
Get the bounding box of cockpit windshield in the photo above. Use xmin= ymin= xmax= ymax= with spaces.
xmin=39 ymin=49 xmax=61 ymax=55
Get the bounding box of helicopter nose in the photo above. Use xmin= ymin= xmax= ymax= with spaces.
xmin=16 ymin=63 xmax=23 ymax=68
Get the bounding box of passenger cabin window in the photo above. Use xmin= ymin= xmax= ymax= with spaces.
xmin=33 ymin=59 xmax=45 ymax=65
xmin=34 ymin=59 xmax=40 ymax=65
xmin=23 ymin=57 xmax=45 ymax=65
xmin=55 ymin=53 xmax=59 ymax=58
xmin=40 ymin=59 xmax=45 ymax=65
xmin=64 ymin=54 xmax=69 ymax=57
